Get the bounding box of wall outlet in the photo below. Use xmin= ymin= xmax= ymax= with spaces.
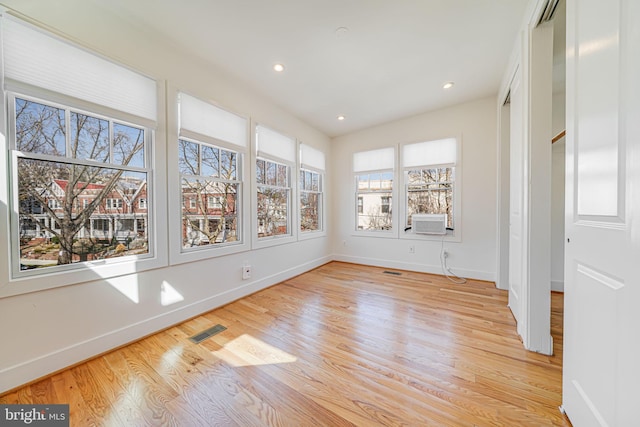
xmin=408 ymin=244 xmax=415 ymax=254
xmin=242 ymin=264 xmax=251 ymax=280
xmin=443 ymin=251 xmax=449 ymax=258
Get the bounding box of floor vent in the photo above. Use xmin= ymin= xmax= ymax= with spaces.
xmin=383 ymin=270 xmax=402 ymax=276
xmin=188 ymin=324 xmax=227 ymax=344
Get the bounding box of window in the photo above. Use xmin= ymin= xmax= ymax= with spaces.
xmin=179 ymin=139 xmax=240 ymax=248
xmin=176 ymin=93 xmax=247 ymax=255
xmin=106 ymin=199 xmax=124 ymax=210
xmin=255 ymin=125 xmax=296 ymax=240
xmin=0 ymin=16 xmax=160 ymax=294
xmin=299 ymin=144 xmax=325 ymax=234
xmin=207 ymin=196 xmax=222 ymax=209
xmin=300 ymin=169 xmax=322 ymax=232
xmin=256 ymin=158 xmax=290 ymax=237
xmin=353 ymin=147 xmax=395 ymax=232
xmin=11 ymin=95 xmax=151 ymax=269
xmin=402 ymin=138 xmax=458 ymax=234
xmin=48 ymin=199 xmax=61 ymax=210
xmin=138 ymin=198 xmax=147 ymax=209
xmin=381 ymin=196 xmax=391 ymax=214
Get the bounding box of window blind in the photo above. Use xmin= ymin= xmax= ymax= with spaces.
xmin=300 ymin=144 xmax=325 ymax=171
xmin=402 ymin=138 xmax=457 ymax=168
xmin=179 ymin=92 xmax=247 ymax=147
xmin=256 ymin=124 xmax=296 ymax=163
xmin=2 ymin=16 xmax=157 ymax=122
xmin=353 ymin=147 xmax=394 ymax=172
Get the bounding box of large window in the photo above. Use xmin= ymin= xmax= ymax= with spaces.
xmin=12 ymin=95 xmax=151 ymax=269
xmin=256 ymin=158 xmax=290 ymax=237
xmin=299 ymin=144 xmax=325 ymax=234
xmin=176 ymin=93 xmax=247 ymax=256
xmin=1 ymin=16 xmax=159 ymax=291
xmin=179 ymin=139 xmax=240 ymax=248
xmin=353 ymin=148 xmax=395 ymax=232
xmin=255 ymin=125 xmax=296 ymax=240
xmin=300 ymin=169 xmax=322 ymax=232
xmin=402 ymin=138 xmax=458 ymax=233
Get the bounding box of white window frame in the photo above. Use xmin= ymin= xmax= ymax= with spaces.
xmin=299 ymin=143 xmax=326 ymax=239
xmin=138 ymin=198 xmax=147 ymax=209
xmin=252 ymin=124 xmax=297 ymax=249
xmin=0 ymin=16 xmax=166 ymax=298
xmin=178 ymin=137 xmax=242 ymax=252
xmin=400 ymin=137 xmax=462 ymax=242
xmin=352 ymin=147 xmax=397 ymax=237
xmin=167 ymin=89 xmax=249 ymax=264
xmin=3 ymin=92 xmax=163 ymax=296
xmin=106 ymin=198 xmax=124 ymax=210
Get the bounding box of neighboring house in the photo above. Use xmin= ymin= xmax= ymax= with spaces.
xmin=19 ymin=179 xmax=148 ymax=243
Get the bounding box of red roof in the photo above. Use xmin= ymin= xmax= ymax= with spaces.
xmin=54 ymin=179 xmax=105 ymax=191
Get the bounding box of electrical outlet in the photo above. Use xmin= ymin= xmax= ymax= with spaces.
xmin=408 ymin=244 xmax=415 ymax=254
xmin=242 ymin=264 xmax=251 ymax=280
xmin=443 ymin=251 xmax=449 ymax=258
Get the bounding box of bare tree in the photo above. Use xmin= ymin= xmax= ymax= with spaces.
xmin=179 ymin=140 xmax=238 ymax=247
xmin=16 ymin=98 xmax=145 ymax=265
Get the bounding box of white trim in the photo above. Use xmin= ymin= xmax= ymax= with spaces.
xmin=167 ymin=86 xmax=251 ymax=266
xmin=332 ymin=253 xmax=495 ymax=282
xmin=0 ymin=84 xmax=168 ymax=297
xmin=0 ymin=254 xmax=332 ymax=394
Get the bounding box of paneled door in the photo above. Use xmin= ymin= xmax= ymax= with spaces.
xmin=563 ymin=0 xmax=640 ymax=424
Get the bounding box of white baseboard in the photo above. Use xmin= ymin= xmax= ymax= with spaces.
xmin=0 ymin=255 xmax=332 ymax=394
xmin=332 ymin=254 xmax=495 ymax=282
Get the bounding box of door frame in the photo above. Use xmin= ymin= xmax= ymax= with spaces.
xmin=496 ymin=0 xmax=555 ymax=354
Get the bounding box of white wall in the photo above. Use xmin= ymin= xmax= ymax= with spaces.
xmin=331 ymin=97 xmax=498 ymax=281
xmin=0 ymin=2 xmax=331 ymax=393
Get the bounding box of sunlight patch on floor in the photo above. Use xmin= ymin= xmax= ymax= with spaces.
xmin=212 ymin=334 xmax=297 ymax=367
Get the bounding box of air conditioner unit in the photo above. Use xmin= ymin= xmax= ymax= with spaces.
xmin=412 ymin=214 xmax=447 ymax=235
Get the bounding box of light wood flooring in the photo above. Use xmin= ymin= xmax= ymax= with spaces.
xmin=0 ymin=262 xmax=570 ymax=426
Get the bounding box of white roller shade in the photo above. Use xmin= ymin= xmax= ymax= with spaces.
xmin=402 ymin=138 xmax=457 ymax=168
xmin=353 ymin=147 xmax=394 ymax=172
xmin=179 ymin=93 xmax=247 ymax=147
xmin=2 ymin=16 xmax=157 ymax=122
xmin=256 ymin=124 xmax=296 ymax=163
xmin=300 ymin=144 xmax=325 ymax=171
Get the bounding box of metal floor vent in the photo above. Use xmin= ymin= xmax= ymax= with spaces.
xmin=188 ymin=324 xmax=227 ymax=344
xmin=383 ymin=270 xmax=402 ymax=276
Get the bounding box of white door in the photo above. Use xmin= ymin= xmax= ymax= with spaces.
xmin=563 ymin=0 xmax=640 ymax=425
xmin=508 ymin=67 xmax=525 ymax=336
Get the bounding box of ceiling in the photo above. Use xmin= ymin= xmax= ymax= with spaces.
xmin=7 ymin=0 xmax=530 ymax=137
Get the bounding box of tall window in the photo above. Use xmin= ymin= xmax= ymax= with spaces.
xmin=3 ymin=17 xmax=157 ymax=284
xmin=403 ymin=138 xmax=458 ymax=232
xmin=179 ymin=139 xmax=240 ymax=247
xmin=12 ymin=95 xmax=151 ymax=268
xmin=256 ymin=125 xmax=296 ymax=239
xmin=299 ymin=144 xmax=325 ymax=233
xmin=177 ymin=93 xmax=246 ymax=251
xmin=353 ymin=147 xmax=395 ymax=231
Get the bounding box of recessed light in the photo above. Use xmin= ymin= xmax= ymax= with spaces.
xmin=443 ymin=81 xmax=454 ymax=89
xmin=273 ymin=63 xmax=285 ymax=72
xmin=335 ymin=27 xmax=349 ymax=38
xmin=337 ymin=115 xmax=345 ymax=121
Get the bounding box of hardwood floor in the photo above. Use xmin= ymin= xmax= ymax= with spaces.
xmin=1 ymin=262 xmax=570 ymax=426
